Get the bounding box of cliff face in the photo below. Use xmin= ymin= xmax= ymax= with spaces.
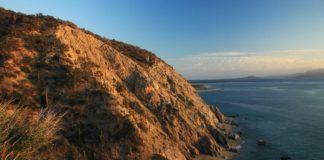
xmin=0 ymin=8 xmax=234 ymax=160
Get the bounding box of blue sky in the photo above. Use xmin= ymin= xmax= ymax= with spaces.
xmin=1 ymin=0 xmax=324 ymax=79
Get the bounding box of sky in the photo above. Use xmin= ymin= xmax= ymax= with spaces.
xmin=1 ymin=0 xmax=324 ymax=79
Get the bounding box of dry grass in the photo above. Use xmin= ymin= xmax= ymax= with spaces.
xmin=0 ymin=101 xmax=64 ymax=160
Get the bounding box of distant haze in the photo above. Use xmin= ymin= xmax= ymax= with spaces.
xmin=166 ymin=50 xmax=324 ymax=80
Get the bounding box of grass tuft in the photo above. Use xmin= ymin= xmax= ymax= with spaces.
xmin=0 ymin=102 xmax=64 ymax=160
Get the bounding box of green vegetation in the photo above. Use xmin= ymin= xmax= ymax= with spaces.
xmin=0 ymin=102 xmax=63 ymax=160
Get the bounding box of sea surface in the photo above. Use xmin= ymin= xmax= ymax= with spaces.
xmin=198 ymin=79 xmax=324 ymax=160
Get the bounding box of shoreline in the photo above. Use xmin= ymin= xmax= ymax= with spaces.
xmin=192 ymin=84 xmax=223 ymax=92
xmin=197 ymin=88 xmax=223 ymax=92
xmin=192 ymin=84 xmax=240 ymax=160
xmin=195 ymin=115 xmax=241 ymax=160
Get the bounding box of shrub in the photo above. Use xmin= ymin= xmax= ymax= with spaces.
xmin=0 ymin=102 xmax=64 ymax=160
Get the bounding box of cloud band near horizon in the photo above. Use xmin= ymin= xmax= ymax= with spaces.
xmin=166 ymin=49 xmax=324 ymax=80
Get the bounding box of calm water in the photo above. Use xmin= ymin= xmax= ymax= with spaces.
xmin=198 ymin=79 xmax=324 ymax=160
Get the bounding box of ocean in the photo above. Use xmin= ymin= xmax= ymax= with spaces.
xmin=198 ymin=79 xmax=324 ymax=160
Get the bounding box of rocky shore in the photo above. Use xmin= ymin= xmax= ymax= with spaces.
xmin=196 ymin=106 xmax=242 ymax=160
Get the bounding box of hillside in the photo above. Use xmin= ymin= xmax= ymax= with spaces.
xmin=0 ymin=8 xmax=237 ymax=160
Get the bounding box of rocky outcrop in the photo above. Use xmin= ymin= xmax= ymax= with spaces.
xmin=0 ymin=8 xmax=237 ymax=160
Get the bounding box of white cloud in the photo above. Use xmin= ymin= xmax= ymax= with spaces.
xmin=166 ymin=49 xmax=324 ymax=79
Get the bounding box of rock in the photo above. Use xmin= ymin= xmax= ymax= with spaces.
xmin=280 ymin=155 xmax=291 ymax=160
xmin=195 ymin=136 xmax=219 ymax=156
xmin=229 ymin=147 xmax=238 ymax=152
xmin=227 ymin=114 xmax=240 ymax=118
xmin=228 ymin=132 xmax=240 ymax=140
xmin=257 ymin=139 xmax=267 ymax=146
xmin=151 ymin=154 xmax=168 ymax=160
xmin=209 ymin=127 xmax=229 ymax=148
xmin=212 ymin=106 xmax=226 ymax=123
xmin=229 ymin=119 xmax=239 ymax=126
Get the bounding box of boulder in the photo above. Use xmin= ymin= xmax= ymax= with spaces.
xmin=257 ymin=139 xmax=267 ymax=146
xmin=209 ymin=127 xmax=229 ymax=148
xmin=280 ymin=155 xmax=291 ymax=160
xmin=210 ymin=106 xmax=225 ymax=123
xmin=228 ymin=132 xmax=240 ymax=140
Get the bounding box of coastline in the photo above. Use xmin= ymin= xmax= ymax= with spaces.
xmin=195 ymin=111 xmax=241 ymax=160
xmin=191 ymin=82 xmax=241 ymax=160
xmin=192 ymin=84 xmax=223 ymax=92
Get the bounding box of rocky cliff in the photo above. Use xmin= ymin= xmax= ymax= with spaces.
xmin=0 ymin=8 xmax=237 ymax=160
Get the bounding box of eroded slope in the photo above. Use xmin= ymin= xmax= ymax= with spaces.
xmin=0 ymin=8 xmax=235 ymax=160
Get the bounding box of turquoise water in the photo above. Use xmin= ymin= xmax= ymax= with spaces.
xmin=198 ymin=79 xmax=324 ymax=160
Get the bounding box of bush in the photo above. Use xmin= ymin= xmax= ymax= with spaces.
xmin=0 ymin=102 xmax=64 ymax=160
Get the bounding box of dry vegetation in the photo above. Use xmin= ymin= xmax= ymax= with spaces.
xmin=0 ymin=102 xmax=64 ymax=160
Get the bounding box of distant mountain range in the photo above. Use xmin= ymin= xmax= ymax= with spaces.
xmin=189 ymin=75 xmax=262 ymax=83
xmin=290 ymin=69 xmax=324 ymax=78
xmin=234 ymin=69 xmax=324 ymax=80
xmin=190 ymin=69 xmax=324 ymax=83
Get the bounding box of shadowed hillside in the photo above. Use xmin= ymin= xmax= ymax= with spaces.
xmin=0 ymin=7 xmax=237 ymax=160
